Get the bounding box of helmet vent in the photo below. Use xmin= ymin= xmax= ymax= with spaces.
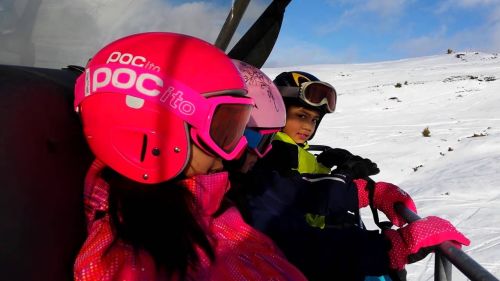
xmin=152 ymin=147 xmax=161 ymax=156
xmin=140 ymin=134 xmax=148 ymax=162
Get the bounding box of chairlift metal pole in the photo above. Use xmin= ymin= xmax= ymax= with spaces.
xmin=227 ymin=0 xmax=292 ymax=68
xmin=214 ymin=0 xmax=250 ymax=51
xmin=435 ymin=251 xmax=453 ymax=281
xmin=395 ymin=203 xmax=499 ymax=281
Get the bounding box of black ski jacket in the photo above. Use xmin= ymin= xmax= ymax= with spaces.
xmin=229 ymin=140 xmax=394 ymax=281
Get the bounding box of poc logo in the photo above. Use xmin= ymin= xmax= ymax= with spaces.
xmin=91 ymin=67 xmax=195 ymax=115
xmin=106 ymin=51 xmax=160 ymax=71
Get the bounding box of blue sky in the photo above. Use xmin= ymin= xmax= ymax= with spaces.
xmin=1 ymin=0 xmax=499 ymax=68
xmin=263 ymin=0 xmax=500 ymax=66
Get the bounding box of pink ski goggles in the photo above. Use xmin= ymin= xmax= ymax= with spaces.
xmin=74 ymin=63 xmax=254 ymax=160
xmin=244 ymin=128 xmax=280 ymax=158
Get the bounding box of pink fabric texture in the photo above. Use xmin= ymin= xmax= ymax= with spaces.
xmin=354 ymin=179 xmax=371 ymax=208
xmin=383 ymin=216 xmax=470 ymax=270
xmin=399 ymin=216 xmax=470 ymax=254
xmin=383 ymin=229 xmax=409 ymax=270
xmin=74 ymin=167 xmax=307 ymax=281
xmin=83 ymin=159 xmax=108 ymax=229
xmin=354 ymin=179 xmax=417 ymax=227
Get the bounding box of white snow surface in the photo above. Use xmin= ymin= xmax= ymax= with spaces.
xmin=263 ymin=52 xmax=500 ymax=280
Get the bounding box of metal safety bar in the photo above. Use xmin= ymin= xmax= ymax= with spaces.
xmin=394 ymin=203 xmax=499 ymax=281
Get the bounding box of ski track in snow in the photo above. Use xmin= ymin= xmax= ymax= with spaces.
xmin=265 ymin=52 xmax=500 ymax=281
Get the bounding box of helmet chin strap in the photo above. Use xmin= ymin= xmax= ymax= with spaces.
xmin=208 ymin=167 xmax=225 ymax=174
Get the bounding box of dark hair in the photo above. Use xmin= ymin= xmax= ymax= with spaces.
xmin=103 ymin=168 xmax=215 ymax=280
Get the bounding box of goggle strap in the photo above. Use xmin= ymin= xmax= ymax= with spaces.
xmin=277 ymin=86 xmax=301 ymax=98
xmin=76 ymin=64 xmax=253 ymax=161
xmin=75 ymin=63 xmax=213 ymax=128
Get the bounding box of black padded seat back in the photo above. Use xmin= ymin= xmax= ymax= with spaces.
xmin=0 ymin=65 xmax=92 ymax=280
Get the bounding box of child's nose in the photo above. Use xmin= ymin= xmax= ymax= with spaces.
xmin=302 ymin=121 xmax=314 ymax=131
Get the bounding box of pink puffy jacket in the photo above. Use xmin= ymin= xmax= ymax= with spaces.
xmin=74 ymin=160 xmax=307 ymax=281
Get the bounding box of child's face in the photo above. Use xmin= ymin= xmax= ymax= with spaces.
xmin=185 ymin=143 xmax=224 ymax=177
xmin=283 ymin=105 xmax=320 ymax=144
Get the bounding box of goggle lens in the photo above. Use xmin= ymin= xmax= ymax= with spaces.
xmin=210 ymin=103 xmax=253 ymax=153
xmin=302 ymin=82 xmax=337 ymax=113
xmin=244 ymin=128 xmax=277 ymax=157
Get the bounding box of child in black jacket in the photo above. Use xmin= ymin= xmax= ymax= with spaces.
xmin=232 ymin=71 xmax=470 ymax=281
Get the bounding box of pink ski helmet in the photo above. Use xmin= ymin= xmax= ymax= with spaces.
xmin=74 ymin=32 xmax=254 ymax=184
xmin=232 ymin=59 xmax=286 ymax=157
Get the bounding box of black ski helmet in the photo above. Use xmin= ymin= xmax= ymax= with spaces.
xmin=273 ymin=71 xmax=335 ymax=140
xmin=274 ymin=71 xmax=320 ymax=88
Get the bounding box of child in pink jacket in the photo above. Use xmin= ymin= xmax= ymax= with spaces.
xmin=73 ymin=32 xmax=307 ymax=281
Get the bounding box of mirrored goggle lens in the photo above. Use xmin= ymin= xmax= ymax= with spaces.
xmin=244 ymin=129 xmax=276 ymax=155
xmin=255 ymin=132 xmax=275 ymax=156
xmin=302 ymin=82 xmax=337 ymax=113
xmin=210 ymin=103 xmax=253 ymax=153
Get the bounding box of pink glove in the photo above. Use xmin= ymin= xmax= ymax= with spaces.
xmin=400 ymin=216 xmax=470 ymax=253
xmin=384 ymin=216 xmax=471 ymax=270
xmin=354 ymin=179 xmax=417 ymax=226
